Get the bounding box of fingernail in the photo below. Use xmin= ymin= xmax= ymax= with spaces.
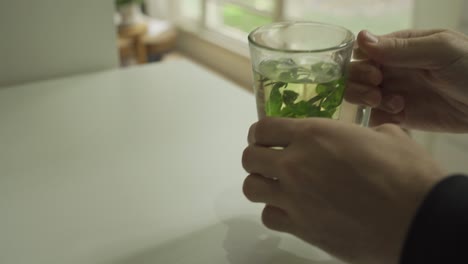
xmin=364 ymin=31 xmax=379 ymax=44
xmin=384 ymin=96 xmax=405 ymax=113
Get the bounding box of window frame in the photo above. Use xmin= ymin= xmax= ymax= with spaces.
xmin=221 ymin=0 xmax=278 ymax=18
xmin=203 ymin=0 xmax=284 ymax=36
xmin=171 ymin=0 xmax=284 ymax=38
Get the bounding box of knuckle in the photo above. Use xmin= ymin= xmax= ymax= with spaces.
xmin=437 ymin=29 xmax=456 ymax=38
xmin=432 ymin=30 xmax=465 ymax=66
xmin=432 ymin=30 xmax=462 ymax=51
xmin=278 ymin=155 xmax=301 ymax=178
xmin=391 ymin=38 xmax=409 ymax=51
xmin=433 ymin=31 xmax=452 ymax=46
xmin=292 ymin=122 xmax=313 ymax=140
xmin=290 ymin=121 xmax=328 ymax=145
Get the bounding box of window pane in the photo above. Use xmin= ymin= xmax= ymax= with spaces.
xmin=180 ymin=0 xmax=202 ymax=20
xmin=230 ymin=0 xmax=275 ymax=12
xmin=285 ymin=0 xmax=414 ymax=34
xmin=222 ymin=2 xmax=273 ymax=32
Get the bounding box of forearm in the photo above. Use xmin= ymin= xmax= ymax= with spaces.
xmin=400 ymin=175 xmax=468 ymax=263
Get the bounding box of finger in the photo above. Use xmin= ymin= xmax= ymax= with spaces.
xmin=379 ymin=66 xmax=411 ymax=82
xmin=242 ymin=144 xmax=283 ymax=178
xmin=344 ymin=81 xmax=382 ymax=107
xmin=377 ymin=94 xmax=405 ymax=114
xmin=353 ymin=46 xmax=369 ymax=60
xmin=357 ymin=30 xmax=459 ymax=68
xmin=370 ymin=108 xmax=404 ymax=127
xmin=383 ymin=29 xmax=446 ymax=39
xmin=248 ymin=125 xmax=255 ymax=145
xmin=262 ymin=205 xmax=293 ymax=233
xmin=248 ymin=118 xmax=295 ymax=147
xmin=353 ymin=38 xmax=370 ymax=60
xmin=373 ymin=123 xmax=410 ymax=138
xmin=243 ymin=174 xmax=283 ymax=206
xmin=352 ymin=29 xmax=445 ymax=62
xmin=348 ymin=61 xmax=382 ymax=86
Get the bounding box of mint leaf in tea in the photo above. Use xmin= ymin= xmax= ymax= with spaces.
xmin=254 ymin=59 xmax=346 ymax=119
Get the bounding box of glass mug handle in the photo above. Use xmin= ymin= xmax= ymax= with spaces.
xmin=356 ymin=105 xmax=371 ymax=127
xmin=349 ymin=57 xmax=372 ymax=127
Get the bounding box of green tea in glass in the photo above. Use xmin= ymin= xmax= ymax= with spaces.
xmin=248 ymin=22 xmax=370 ymax=126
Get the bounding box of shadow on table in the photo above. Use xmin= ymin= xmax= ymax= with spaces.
xmin=111 ymin=216 xmax=342 ymax=264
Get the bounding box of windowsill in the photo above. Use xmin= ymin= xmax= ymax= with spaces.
xmin=175 ymin=19 xmax=251 ymax=59
xmin=172 ymin=18 xmax=254 ymax=89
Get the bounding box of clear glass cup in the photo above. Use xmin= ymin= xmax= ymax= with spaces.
xmin=248 ymin=21 xmax=370 ymax=126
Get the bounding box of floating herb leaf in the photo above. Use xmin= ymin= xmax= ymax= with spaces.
xmin=319 ymin=108 xmax=336 ymax=118
xmin=282 ymin=90 xmax=299 ymax=106
xmin=258 ymin=59 xmax=345 ymax=119
xmin=322 ymin=80 xmax=345 ymax=109
xmin=279 ymin=72 xmax=297 ymax=83
xmin=316 ymin=83 xmax=333 ymax=96
xmin=311 ymin=61 xmax=325 ymax=72
xmin=316 ymin=78 xmax=344 ymax=110
xmin=281 ymin=101 xmax=320 ymax=118
xmin=308 ymin=94 xmax=324 ymax=104
xmin=265 ymin=82 xmax=286 ymax=117
xmin=260 ymin=60 xmax=279 ymax=77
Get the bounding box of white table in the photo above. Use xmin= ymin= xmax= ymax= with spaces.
xmin=0 ymin=60 xmax=343 ymax=264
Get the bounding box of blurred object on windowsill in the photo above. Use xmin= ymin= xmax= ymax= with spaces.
xmin=118 ymin=33 xmax=138 ymax=66
xmin=118 ymin=23 xmax=148 ymax=65
xmin=143 ymin=17 xmax=178 ymax=62
xmin=115 ymin=0 xmax=145 ymax=26
xmin=116 ymin=15 xmax=178 ymax=67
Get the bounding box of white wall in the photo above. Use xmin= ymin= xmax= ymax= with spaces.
xmin=0 ymin=0 xmax=118 ymax=87
xmin=412 ymin=0 xmax=464 ymax=29
xmin=410 ymin=0 xmax=468 ymax=174
xmin=459 ymin=1 xmax=468 ymax=34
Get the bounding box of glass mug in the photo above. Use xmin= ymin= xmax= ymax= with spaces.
xmin=248 ymin=21 xmax=370 ymax=126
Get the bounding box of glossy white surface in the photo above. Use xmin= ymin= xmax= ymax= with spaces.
xmin=0 ymin=60 xmax=343 ymax=264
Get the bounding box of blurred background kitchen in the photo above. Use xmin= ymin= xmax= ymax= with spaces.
xmin=1 ymin=0 xmax=468 ymax=172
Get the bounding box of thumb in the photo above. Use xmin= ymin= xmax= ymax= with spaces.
xmin=357 ymin=30 xmax=458 ymax=69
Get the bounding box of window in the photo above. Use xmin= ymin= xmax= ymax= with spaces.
xmin=144 ymin=0 xmax=463 ymax=90
xmin=179 ymin=0 xmax=202 ymax=21
xmin=148 ymin=0 xmax=414 ymax=38
xmin=206 ymin=0 xmax=276 ymax=34
xmin=284 ymin=0 xmax=414 ymax=35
